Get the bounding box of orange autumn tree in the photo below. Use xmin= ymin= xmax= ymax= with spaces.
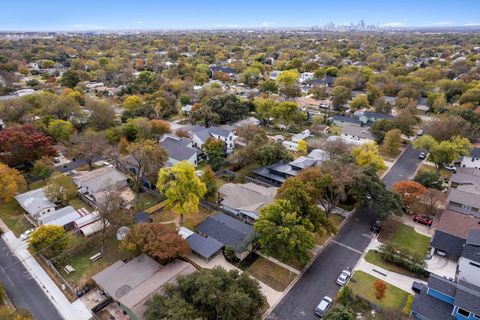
xmin=120 ymin=223 xmax=190 ymax=263
xmin=392 ymin=180 xmax=427 ymax=207
xmin=0 ymin=163 xmax=27 ymax=203
xmin=374 ymin=280 xmax=387 ymax=300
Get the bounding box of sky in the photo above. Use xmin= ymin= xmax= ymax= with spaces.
xmin=1 ymin=0 xmax=480 ymax=31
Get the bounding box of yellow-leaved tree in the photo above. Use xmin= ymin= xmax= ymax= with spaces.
xmin=0 ymin=163 xmax=27 ymax=203
xmin=156 ymin=161 xmax=206 ymax=225
xmin=351 ymin=142 xmax=386 ymax=171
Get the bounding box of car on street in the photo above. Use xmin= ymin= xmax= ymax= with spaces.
xmin=314 ymin=296 xmax=332 ymax=317
xmin=418 ymin=152 xmax=426 ymax=160
xmin=413 ymin=214 xmax=433 ymax=226
xmin=20 ymin=229 xmax=34 ymax=241
xmin=336 ymin=270 xmax=351 ymax=286
xmin=371 ymin=220 xmax=381 ymax=233
xmin=443 ymin=164 xmax=456 ymax=172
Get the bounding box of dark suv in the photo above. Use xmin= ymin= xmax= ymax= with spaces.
xmin=371 ymin=220 xmax=381 ymax=233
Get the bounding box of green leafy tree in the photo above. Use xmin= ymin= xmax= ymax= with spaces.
xmin=414 ymin=170 xmax=442 ymax=189
xmin=28 ymin=225 xmax=71 ymax=258
xmin=157 ymin=161 xmax=206 ymax=225
xmin=60 ymin=70 xmax=80 ymax=88
xmin=202 ymin=165 xmax=218 ymax=201
xmin=272 ymin=101 xmax=305 ymax=128
xmin=43 ymin=172 xmax=77 ymax=205
xmin=323 ymin=305 xmax=354 ymax=320
xmin=383 ymin=128 xmax=402 ymax=156
xmin=350 ymin=94 xmax=370 ymax=110
xmin=32 ymin=156 xmax=54 ymax=181
xmin=144 ymin=267 xmax=266 ymax=320
xmin=413 ymin=135 xmax=471 ymax=171
xmin=259 ymin=80 xmax=278 ymax=96
xmin=203 ymin=137 xmax=225 ymax=171
xmin=332 ymin=86 xmax=351 ymax=109
xmin=123 ymin=95 xmax=143 ymax=111
xmin=255 ymin=199 xmax=316 ymax=263
xmin=296 ymin=139 xmax=308 ymax=155
xmin=275 ymin=69 xmax=299 ymax=87
xmin=371 ymin=119 xmax=395 ymax=142
xmin=47 ymin=119 xmax=74 ymax=142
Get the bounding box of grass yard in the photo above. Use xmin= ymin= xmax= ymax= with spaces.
xmin=135 ymin=193 xmax=160 ymax=212
xmin=315 ymin=213 xmax=345 ymax=246
xmin=61 ymin=235 xmax=133 ymax=288
xmin=348 ymin=271 xmax=409 ymax=310
xmin=364 ymin=250 xmax=418 ymax=278
xmin=329 ymin=125 xmax=342 ymax=135
xmin=29 ymin=180 xmax=46 ymax=190
xmin=245 ymin=256 xmax=296 ymax=291
xmin=0 ymin=201 xmax=33 ymax=236
xmin=151 ymin=207 xmax=211 ymax=230
xmin=379 ymin=223 xmax=430 ymax=256
xmin=69 ymin=197 xmax=93 ymax=211
xmin=419 ymin=163 xmax=453 ymax=178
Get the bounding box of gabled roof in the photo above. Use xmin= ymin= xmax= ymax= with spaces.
xmin=191 ymin=125 xmax=231 ymax=142
xmin=332 ymin=115 xmax=362 ymax=126
xmin=431 ymin=230 xmax=466 ymax=258
xmin=196 ymin=213 xmax=255 ymax=252
xmin=74 ymin=167 xmax=127 ymax=194
xmin=455 ymin=281 xmax=480 ymax=315
xmin=219 ymin=183 xmax=277 ymax=218
xmin=186 ymin=233 xmax=223 ymax=260
xmin=448 ymin=188 xmax=480 ymax=209
xmin=209 ymin=65 xmax=236 ymax=74
xmin=38 ymin=206 xmax=81 ymax=226
xmin=428 ymin=274 xmax=457 ymax=297
xmin=433 ymin=209 xmax=480 ymax=239
xmin=359 ymin=111 xmax=394 ymax=120
xmin=411 ymin=286 xmax=454 ymax=320
xmin=160 ymin=135 xmax=199 ymax=162
xmin=341 ymin=125 xmax=374 ymax=140
xmin=469 ymin=147 xmax=480 ymax=158
xmin=15 ymin=188 xmax=55 ymax=216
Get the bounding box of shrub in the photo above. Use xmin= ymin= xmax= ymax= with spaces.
xmin=403 ymin=294 xmax=414 ymax=314
xmin=374 ymin=280 xmax=387 ymax=300
xmin=377 ymin=244 xmax=428 ymax=276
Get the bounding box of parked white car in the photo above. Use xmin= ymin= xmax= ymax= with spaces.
xmin=336 ymin=269 xmax=352 ymax=286
xmin=314 ymin=296 xmax=333 ymax=317
xmin=20 ymin=229 xmax=34 ymax=241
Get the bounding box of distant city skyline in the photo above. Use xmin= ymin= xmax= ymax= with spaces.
xmin=1 ymin=0 xmax=480 ymax=31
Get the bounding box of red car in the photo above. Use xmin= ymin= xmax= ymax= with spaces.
xmin=413 ymin=214 xmax=433 ymax=226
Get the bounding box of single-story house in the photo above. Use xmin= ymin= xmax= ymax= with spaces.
xmin=92 ymin=254 xmax=196 ymax=320
xmin=340 ymin=125 xmax=374 ymax=145
xmin=331 ymin=115 xmax=362 ymax=127
xmin=218 ymin=183 xmax=277 ymax=221
xmin=234 ymin=116 xmax=260 ymax=128
xmin=196 ymin=213 xmax=256 ymax=260
xmin=160 ymin=135 xmax=202 ymax=167
xmin=15 ymin=188 xmax=56 ymax=221
xmin=38 ymin=206 xmax=81 ymax=230
xmin=73 ymin=167 xmax=129 ymax=205
xmin=209 ymin=65 xmax=236 ymax=78
xmin=179 ymin=227 xmax=223 ymax=261
xmin=354 ymin=111 xmax=394 ymax=125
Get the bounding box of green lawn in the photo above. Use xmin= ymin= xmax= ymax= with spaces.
xmin=135 ymin=193 xmax=160 ymax=212
xmin=348 ymin=271 xmax=409 ymax=310
xmin=315 ymin=213 xmax=345 ymax=246
xmin=69 ymin=198 xmax=93 ymax=211
xmin=245 ymin=256 xmax=296 ymax=291
xmin=379 ymin=224 xmax=430 ymax=256
xmin=151 ymin=207 xmax=211 ymax=230
xmin=364 ymin=250 xmax=418 ymax=278
xmin=0 ymin=201 xmax=33 ymax=236
xmin=29 ymin=180 xmax=46 ymax=190
xmin=60 ymin=235 xmax=133 ymax=288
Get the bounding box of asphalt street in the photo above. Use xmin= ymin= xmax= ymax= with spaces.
xmin=268 ymin=207 xmax=378 ymax=320
xmin=268 ymin=145 xmax=425 ymax=319
xmin=0 ymin=238 xmax=63 ymax=320
xmin=382 ymin=144 xmax=425 ymax=188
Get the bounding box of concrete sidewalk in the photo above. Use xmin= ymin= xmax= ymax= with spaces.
xmin=355 ymin=259 xmax=426 ymax=294
xmin=3 ymin=231 xmax=92 ymax=320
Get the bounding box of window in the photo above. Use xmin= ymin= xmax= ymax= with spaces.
xmin=457 ymin=308 xmax=470 ymax=317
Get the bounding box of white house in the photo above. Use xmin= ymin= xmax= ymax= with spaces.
xmin=460 ymin=148 xmax=480 ymax=170
xmin=15 ymin=188 xmax=56 ymax=221
xmin=160 ymin=135 xmax=201 ymax=167
xmin=190 ymin=125 xmax=235 ymax=153
xmin=298 ymin=72 xmax=314 ymax=84
xmin=457 ymin=230 xmax=480 ymax=287
xmin=339 ymin=125 xmax=374 ymax=145
xmin=291 ymin=129 xmax=311 ymax=142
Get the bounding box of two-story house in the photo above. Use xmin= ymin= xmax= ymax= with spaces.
xmin=447 ymin=168 xmax=480 ymax=218
xmin=190 ymin=125 xmax=235 ymax=153
xmin=460 ymin=148 xmax=480 ymax=170
xmin=160 ymin=135 xmax=202 ymax=167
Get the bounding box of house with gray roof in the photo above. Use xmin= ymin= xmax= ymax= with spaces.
xmin=160 ymin=135 xmax=202 ymax=167
xmin=178 ymin=227 xmax=223 ymax=261
xmin=458 ymin=230 xmax=480 ymax=288
xmin=15 ymin=188 xmax=56 ymax=221
xmin=354 ymin=111 xmax=394 ymax=126
xmin=411 ymin=273 xmax=480 ymax=320
xmin=196 ymin=213 xmax=256 ymax=260
xmin=190 ymin=125 xmax=235 ymax=153
xmin=331 ymin=115 xmax=362 ymax=127
xmin=218 ymin=182 xmax=277 ymax=222
xmin=340 ymin=125 xmax=374 ymax=145
xmin=460 ymin=148 xmax=480 ymax=171
xmin=92 ymin=254 xmax=196 ymax=320
xmin=38 ymin=206 xmax=81 ymax=230
xmin=447 ymin=168 xmax=480 ymax=218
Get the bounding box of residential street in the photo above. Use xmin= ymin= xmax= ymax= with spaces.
xmin=268 ymin=145 xmax=425 ymax=320
xmin=268 ymin=207 xmax=377 ymax=320
xmin=382 ymin=144 xmax=425 ymax=188
xmin=0 ymin=238 xmax=63 ymax=320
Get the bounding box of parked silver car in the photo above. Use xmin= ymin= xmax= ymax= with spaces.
xmin=314 ymin=296 xmax=332 ymax=317
xmin=336 ymin=269 xmax=352 ymax=286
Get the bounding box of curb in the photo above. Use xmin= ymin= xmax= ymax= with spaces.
xmin=263 ymin=208 xmax=357 ymax=319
